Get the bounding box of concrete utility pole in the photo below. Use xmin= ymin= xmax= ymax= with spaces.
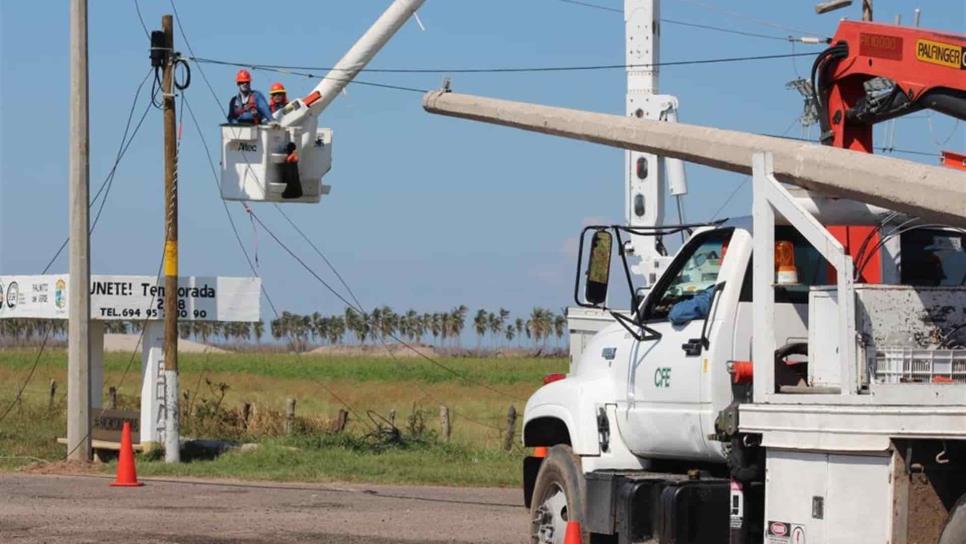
xmin=161 ymin=14 xmax=181 ymax=463
xmin=422 ymin=91 xmax=966 ymax=227
xmin=67 ymin=0 xmax=92 ymax=463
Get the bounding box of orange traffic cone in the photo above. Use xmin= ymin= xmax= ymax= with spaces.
xmin=563 ymin=520 xmax=582 ymax=544
xmin=111 ymin=421 xmax=143 ymax=487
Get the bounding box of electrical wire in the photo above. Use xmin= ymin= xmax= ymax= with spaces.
xmin=180 ymin=94 xmax=280 ymax=317
xmin=40 ymin=68 xmax=155 ymax=274
xmin=169 ymin=0 xmax=373 ymax=422
xmin=244 ymin=209 xmax=515 ymax=400
xmin=3 ymin=68 xmax=155 ymax=430
xmin=0 ymin=327 xmax=52 ymax=426
xmin=708 ymin=178 xmax=749 ymax=222
xmin=553 ymin=0 xmax=794 ymax=41
xmin=189 ymin=51 xmax=820 ymax=76
xmin=669 ymin=0 xmax=820 ymax=37
xmin=266 ymin=207 xmax=510 ymax=431
xmin=171 ymin=0 xmax=519 ymax=409
xmin=759 ymin=132 xmax=940 ymax=159
xmin=134 ymin=0 xmax=150 ymax=39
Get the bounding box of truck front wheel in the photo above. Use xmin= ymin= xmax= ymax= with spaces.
xmin=940 ymin=494 xmax=966 ymax=544
xmin=529 ymin=445 xmax=588 ymax=544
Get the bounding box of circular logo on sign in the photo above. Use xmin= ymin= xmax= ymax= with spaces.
xmin=55 ymin=279 xmax=66 ymax=309
xmin=5 ymin=281 xmax=18 ymax=309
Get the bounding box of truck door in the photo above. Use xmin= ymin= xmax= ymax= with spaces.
xmin=618 ymin=228 xmax=734 ymax=462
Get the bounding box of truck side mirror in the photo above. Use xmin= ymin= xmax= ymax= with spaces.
xmin=585 ymin=230 xmax=613 ymax=306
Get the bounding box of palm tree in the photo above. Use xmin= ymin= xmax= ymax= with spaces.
xmin=403 ymin=309 xmax=419 ymax=342
xmin=451 ymin=305 xmax=468 ymax=347
xmin=253 ymin=319 xmax=264 ymax=344
xmin=515 ymin=318 xmax=526 ymax=347
xmin=473 ymin=309 xmax=488 ymax=351
xmin=327 ymin=316 xmax=346 ymax=344
xmin=487 ymin=311 xmax=502 ymax=348
xmin=497 ymin=308 xmax=510 ymax=347
xmin=553 ymin=313 xmax=567 ymax=348
xmin=430 ymin=313 xmax=442 ymax=346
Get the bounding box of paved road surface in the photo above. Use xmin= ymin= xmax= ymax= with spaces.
xmin=0 ymin=473 xmax=529 ymax=543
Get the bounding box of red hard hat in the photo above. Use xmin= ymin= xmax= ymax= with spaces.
xmin=236 ymin=69 xmax=252 ymax=84
xmin=270 ymin=82 xmax=287 ymax=95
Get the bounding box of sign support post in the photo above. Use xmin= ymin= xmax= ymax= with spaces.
xmin=67 ymin=0 xmax=92 ymax=462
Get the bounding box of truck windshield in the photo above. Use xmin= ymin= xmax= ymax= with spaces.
xmin=648 ymin=230 xmax=733 ymax=321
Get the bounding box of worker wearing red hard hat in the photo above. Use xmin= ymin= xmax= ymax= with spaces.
xmin=227 ymin=69 xmax=273 ymax=125
xmin=268 ymin=82 xmax=289 ymax=114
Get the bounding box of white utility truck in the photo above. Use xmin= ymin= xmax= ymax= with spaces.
xmin=421 ymin=19 xmax=966 ymax=544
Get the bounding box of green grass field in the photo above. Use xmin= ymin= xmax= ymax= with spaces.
xmin=0 ymin=348 xmax=566 ymax=486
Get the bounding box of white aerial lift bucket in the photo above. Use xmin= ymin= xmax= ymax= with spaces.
xmin=220 ymin=123 xmax=331 ymax=203
xmin=218 ymin=0 xmax=424 ymax=204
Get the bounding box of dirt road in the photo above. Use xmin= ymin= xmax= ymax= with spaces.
xmin=0 ymin=473 xmax=529 ymax=543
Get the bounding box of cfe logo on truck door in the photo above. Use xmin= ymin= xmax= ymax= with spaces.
xmin=654 ymin=367 xmax=671 ymax=388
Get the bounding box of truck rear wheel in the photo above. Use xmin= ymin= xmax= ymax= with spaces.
xmin=939 ymin=494 xmax=966 ymax=544
xmin=529 ymin=445 xmax=587 ymax=544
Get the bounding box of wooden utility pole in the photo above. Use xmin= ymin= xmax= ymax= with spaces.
xmin=161 ymin=14 xmax=181 ymax=463
xmin=67 ymin=0 xmax=92 ymax=463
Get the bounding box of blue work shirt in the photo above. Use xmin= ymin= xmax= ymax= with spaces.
xmin=668 ymin=285 xmax=715 ymax=326
xmin=227 ymin=91 xmax=274 ymax=124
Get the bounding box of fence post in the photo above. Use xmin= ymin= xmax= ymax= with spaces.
xmin=503 ymin=405 xmax=517 ymax=451
xmin=48 ymin=380 xmax=58 ymax=413
xmin=285 ymin=398 xmax=296 ymax=435
xmin=439 ymin=404 xmax=451 ymax=442
xmin=242 ymin=402 xmax=252 ymax=429
xmin=333 ymin=408 xmax=349 ymax=434
xmin=108 ymin=386 xmax=117 ymax=410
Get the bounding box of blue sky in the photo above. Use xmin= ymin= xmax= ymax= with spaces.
xmin=1 ymin=0 xmax=963 ymax=322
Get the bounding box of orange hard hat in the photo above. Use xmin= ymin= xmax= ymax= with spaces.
xmin=236 ymin=69 xmax=252 ymax=84
xmin=270 ymin=82 xmax=287 ymax=95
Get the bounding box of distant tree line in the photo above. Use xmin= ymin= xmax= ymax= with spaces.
xmin=0 ymin=306 xmax=569 ymax=351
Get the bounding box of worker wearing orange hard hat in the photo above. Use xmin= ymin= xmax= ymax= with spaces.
xmin=268 ymin=82 xmax=289 ymax=114
xmin=227 ymin=69 xmax=273 ymax=125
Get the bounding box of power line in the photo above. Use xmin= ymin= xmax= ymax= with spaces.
xmin=171 ymin=0 xmax=528 ymax=408
xmin=670 ymin=0 xmax=820 ymax=36
xmin=760 ymin=132 xmax=941 ymax=158
xmin=271 ymin=204 xmax=364 ymax=312
xmin=0 ymin=328 xmax=52 ymax=426
xmin=180 ymin=93 xmax=280 ymax=317
xmin=40 ymin=68 xmax=155 ymax=274
xmin=190 ymin=51 xmax=819 ymax=76
xmin=3 ymin=68 xmax=155 ymax=428
xmin=267 ymin=207 xmax=512 ymax=430
xmin=169 ymin=2 xmax=390 ymax=428
xmin=553 ymin=0 xmax=793 ymax=41
xmin=133 ymin=0 xmax=150 ymax=39
xmin=554 ymin=0 xmax=620 ymax=13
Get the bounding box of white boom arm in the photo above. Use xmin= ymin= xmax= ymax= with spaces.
xmin=278 ymin=0 xmax=426 ymax=128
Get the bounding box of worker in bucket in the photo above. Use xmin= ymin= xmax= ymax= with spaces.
xmin=268 ymin=82 xmax=289 ymax=114
xmin=227 ymin=69 xmax=273 ymax=125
